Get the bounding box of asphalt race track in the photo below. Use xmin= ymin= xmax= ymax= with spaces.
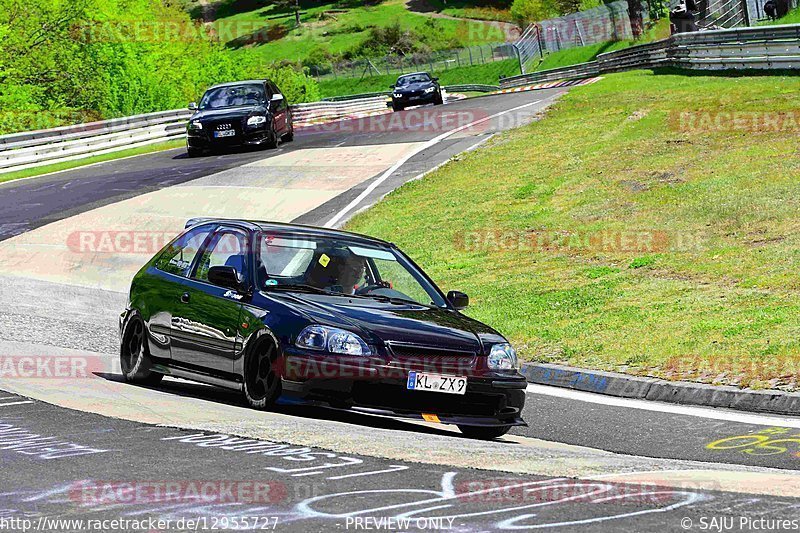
xmin=1 ymin=90 xmax=800 ymax=532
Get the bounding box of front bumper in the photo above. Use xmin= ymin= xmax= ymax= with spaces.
xmin=391 ymin=92 xmax=438 ymax=107
xmin=187 ymin=124 xmax=271 ymax=150
xmin=281 ymin=350 xmax=527 ymax=427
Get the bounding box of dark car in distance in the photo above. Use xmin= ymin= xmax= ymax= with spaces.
xmin=390 ymin=72 xmax=443 ymax=112
xmin=185 ymin=80 xmax=293 ymax=157
xmin=120 ymin=219 xmax=526 ymax=439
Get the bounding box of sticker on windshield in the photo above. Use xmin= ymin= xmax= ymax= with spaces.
xmin=319 ymin=254 xmax=330 ymax=267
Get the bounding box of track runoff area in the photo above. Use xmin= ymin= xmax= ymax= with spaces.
xmin=0 ymin=89 xmax=799 ymax=533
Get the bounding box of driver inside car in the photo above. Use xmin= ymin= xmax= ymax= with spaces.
xmin=305 ymin=249 xmax=366 ymax=295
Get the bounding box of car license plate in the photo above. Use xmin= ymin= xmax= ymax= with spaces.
xmin=214 ymin=129 xmax=235 ymax=138
xmin=407 ymin=371 xmax=466 ymax=395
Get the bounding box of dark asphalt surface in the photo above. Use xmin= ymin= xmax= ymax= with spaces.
xmin=1 ymin=388 xmax=798 ymax=533
xmin=514 ymin=392 xmax=800 ymax=471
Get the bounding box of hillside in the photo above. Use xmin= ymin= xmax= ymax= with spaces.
xmin=184 ymin=0 xmax=518 ymax=68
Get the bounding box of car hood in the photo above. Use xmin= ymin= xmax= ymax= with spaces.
xmin=192 ymin=106 xmax=267 ymax=121
xmin=267 ymin=292 xmax=501 ymax=353
xmin=396 ymin=82 xmax=434 ymax=93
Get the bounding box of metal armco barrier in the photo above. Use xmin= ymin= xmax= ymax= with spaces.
xmin=0 ymin=97 xmax=388 ymax=174
xmin=501 ymin=23 xmax=800 ymax=88
xmin=0 ymin=84 xmax=506 ymax=175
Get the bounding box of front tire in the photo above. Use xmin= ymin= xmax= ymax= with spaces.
xmin=457 ymin=424 xmax=511 ymax=440
xmin=243 ymin=338 xmax=282 ymax=409
xmin=120 ymin=315 xmax=163 ymax=385
xmin=392 ymin=103 xmax=404 ymax=112
xmin=187 ymin=145 xmax=203 ymax=157
xmin=264 ymin=126 xmax=279 ymax=149
xmin=434 ymin=92 xmax=444 ymax=105
xmin=282 ymin=121 xmax=294 ymax=142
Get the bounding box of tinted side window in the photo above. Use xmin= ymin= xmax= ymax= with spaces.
xmin=155 ymin=225 xmax=214 ymax=277
xmin=194 ymin=229 xmax=250 ymax=284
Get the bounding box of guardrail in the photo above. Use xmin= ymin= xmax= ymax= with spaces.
xmin=500 ymin=23 xmax=800 ymax=88
xmin=0 ymin=96 xmax=396 ymax=175
xmin=0 ymin=84 xmax=507 ymax=175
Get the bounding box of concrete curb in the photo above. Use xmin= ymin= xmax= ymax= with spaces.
xmin=521 ymin=362 xmax=800 ymax=417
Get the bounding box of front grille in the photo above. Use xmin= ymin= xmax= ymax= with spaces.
xmin=386 ymin=343 xmax=477 ymax=373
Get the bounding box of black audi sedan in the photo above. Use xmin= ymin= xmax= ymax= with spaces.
xmin=185 ymin=80 xmax=293 ymax=157
xmin=390 ymin=72 xmax=443 ymax=112
xmin=120 ymin=219 xmax=526 ymax=439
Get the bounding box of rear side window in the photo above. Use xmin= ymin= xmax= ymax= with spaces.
xmin=155 ymin=225 xmax=214 ymax=277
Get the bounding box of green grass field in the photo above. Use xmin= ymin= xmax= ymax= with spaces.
xmin=316 ymin=59 xmax=519 ymax=97
xmin=426 ymin=0 xmax=515 ymax=22
xmin=529 ymin=19 xmax=671 ymax=72
xmin=201 ymin=0 xmax=511 ymax=65
xmin=346 ymin=69 xmax=800 ymax=390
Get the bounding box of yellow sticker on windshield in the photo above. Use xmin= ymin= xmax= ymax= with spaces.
xmin=319 ymin=254 xmax=330 ymax=267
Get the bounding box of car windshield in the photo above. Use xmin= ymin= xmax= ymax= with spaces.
xmin=396 ymin=74 xmax=431 ymax=86
xmin=199 ymin=84 xmax=265 ymax=110
xmin=257 ymin=234 xmax=447 ymax=307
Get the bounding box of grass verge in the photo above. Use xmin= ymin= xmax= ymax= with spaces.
xmin=317 ymin=59 xmax=519 ymax=97
xmin=530 ymin=19 xmax=671 ymax=72
xmin=345 ymin=69 xmax=800 ymax=390
xmin=0 ymin=139 xmax=185 ymax=185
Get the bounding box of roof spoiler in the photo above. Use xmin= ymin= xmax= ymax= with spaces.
xmin=185 ymin=217 xmax=216 ymax=229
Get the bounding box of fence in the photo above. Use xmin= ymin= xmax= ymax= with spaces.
xmin=501 ymin=22 xmax=800 ymax=88
xmin=308 ymin=42 xmax=519 ymax=81
xmin=514 ymin=1 xmax=635 ymax=74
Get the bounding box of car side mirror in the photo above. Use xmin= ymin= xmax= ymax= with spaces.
xmin=432 ymin=77 xmax=439 ymax=82
xmin=188 ymin=102 xmax=198 ymax=111
xmin=208 ymin=265 xmax=242 ymax=291
xmin=447 ymin=290 xmax=469 ymax=310
xmin=389 ymin=85 xmax=395 ymax=89
xmin=271 ymin=93 xmax=284 ymax=101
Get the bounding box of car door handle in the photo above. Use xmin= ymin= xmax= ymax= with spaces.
xmin=180 ymin=292 xmax=190 ymax=304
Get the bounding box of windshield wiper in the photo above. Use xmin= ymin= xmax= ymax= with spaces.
xmin=354 ymin=293 xmax=433 ymax=308
xmin=263 ymin=284 xmax=336 ymax=295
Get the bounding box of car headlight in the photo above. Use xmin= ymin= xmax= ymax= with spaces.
xmin=488 ymin=343 xmax=518 ymax=370
xmin=424 ymin=86 xmax=436 ymax=93
xmin=189 ymin=120 xmax=202 ymax=130
xmin=393 ymin=93 xmax=403 ymax=98
xmin=247 ymin=115 xmax=267 ymax=126
xmin=296 ymin=325 xmax=372 ymax=356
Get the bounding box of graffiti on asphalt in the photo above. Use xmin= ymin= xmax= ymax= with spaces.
xmin=707 ymin=427 xmax=800 ymax=457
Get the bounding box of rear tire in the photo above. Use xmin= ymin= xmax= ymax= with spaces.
xmin=120 ymin=315 xmax=163 ymax=386
xmin=243 ymin=338 xmax=282 ymax=409
xmin=457 ymin=425 xmax=511 ymax=440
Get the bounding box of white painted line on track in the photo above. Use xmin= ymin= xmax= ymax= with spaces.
xmin=0 ymin=401 xmax=34 ymax=407
xmin=526 ymin=383 xmax=800 ymax=428
xmin=324 ymin=97 xmax=554 ymax=228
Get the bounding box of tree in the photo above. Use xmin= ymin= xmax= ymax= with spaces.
xmin=510 ymin=0 xmax=559 ymax=24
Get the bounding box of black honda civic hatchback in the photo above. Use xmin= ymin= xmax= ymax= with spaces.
xmin=120 ymin=219 xmax=526 ymax=439
xmin=185 ymin=80 xmax=293 ymax=157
